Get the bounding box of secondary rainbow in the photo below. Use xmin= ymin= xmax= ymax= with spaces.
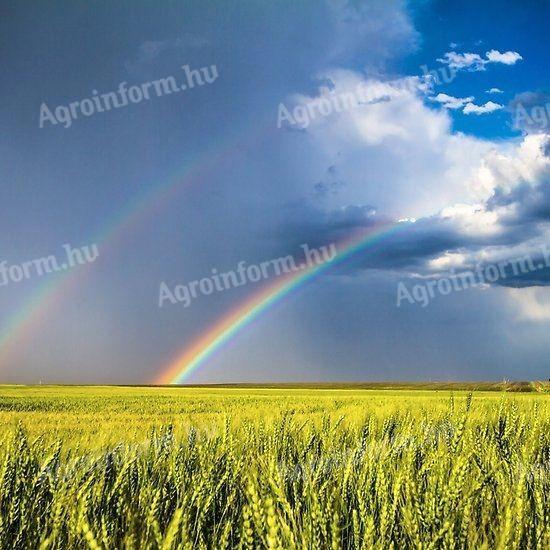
xmin=0 ymin=121 xmax=275 ymax=367
xmin=156 ymin=220 xmax=409 ymax=385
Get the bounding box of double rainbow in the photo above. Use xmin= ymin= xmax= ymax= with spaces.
xmin=0 ymin=122 xmax=273 ymax=369
xmin=156 ymin=220 xmax=407 ymax=384
xmin=0 ymin=117 xmax=410 ymax=386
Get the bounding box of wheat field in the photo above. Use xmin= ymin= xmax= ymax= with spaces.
xmin=0 ymin=385 xmax=548 ymax=549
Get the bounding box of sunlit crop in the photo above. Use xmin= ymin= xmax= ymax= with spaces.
xmin=0 ymin=386 xmax=548 ymax=548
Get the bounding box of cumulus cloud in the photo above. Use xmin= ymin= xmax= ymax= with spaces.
xmin=485 ymin=49 xmax=523 ymax=65
xmin=399 ymin=136 xmax=550 ymax=280
xmin=277 ymin=68 xmax=494 ymax=219
xmin=463 ymin=101 xmax=503 ymax=115
xmin=431 ymin=93 xmax=475 ymax=110
xmin=437 ymin=51 xmax=486 ymax=71
xmin=486 ymin=87 xmax=504 ymax=94
xmin=275 ymin=117 xmax=550 ymax=289
xmin=437 ymin=49 xmax=523 ymax=72
xmin=273 ymin=51 xmax=550 ymax=294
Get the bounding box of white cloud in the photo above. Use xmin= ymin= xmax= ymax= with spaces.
xmin=431 ymin=93 xmax=475 ymax=110
xmin=467 ymin=134 xmax=550 ymax=196
xmin=283 ymin=69 xmax=494 ymax=218
xmin=428 ymin=252 xmax=467 ymax=271
xmin=439 ymin=203 xmax=502 ymax=236
xmin=485 ymin=49 xmax=523 ymax=65
xmin=437 ymin=51 xmax=486 ymax=71
xmin=486 ymin=87 xmax=503 ymax=94
xmin=463 ymin=101 xmax=503 ymax=115
xmin=438 ymin=49 xmax=523 ymax=73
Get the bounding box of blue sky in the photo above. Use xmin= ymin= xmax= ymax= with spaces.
xmin=0 ymin=0 xmax=549 ymax=383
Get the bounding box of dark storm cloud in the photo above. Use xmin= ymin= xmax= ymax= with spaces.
xmin=270 ymin=200 xmax=459 ymax=269
xmin=496 ymin=265 xmax=550 ymax=288
xmin=484 ymin=135 xmax=550 ymax=232
xmin=488 ymin=177 xmax=550 ymax=225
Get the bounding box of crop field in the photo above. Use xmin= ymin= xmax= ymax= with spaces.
xmin=0 ymin=385 xmax=548 ymax=549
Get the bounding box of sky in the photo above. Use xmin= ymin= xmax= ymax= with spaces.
xmin=1 ymin=0 xmax=549 ymax=384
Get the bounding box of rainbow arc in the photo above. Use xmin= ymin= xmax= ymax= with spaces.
xmin=156 ymin=221 xmax=408 ymax=384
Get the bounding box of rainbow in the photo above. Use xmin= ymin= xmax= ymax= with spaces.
xmin=156 ymin=220 xmax=409 ymax=384
xmin=0 ymin=122 xmax=274 ymax=369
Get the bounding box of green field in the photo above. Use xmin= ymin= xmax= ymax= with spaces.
xmin=0 ymin=385 xmax=548 ymax=548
